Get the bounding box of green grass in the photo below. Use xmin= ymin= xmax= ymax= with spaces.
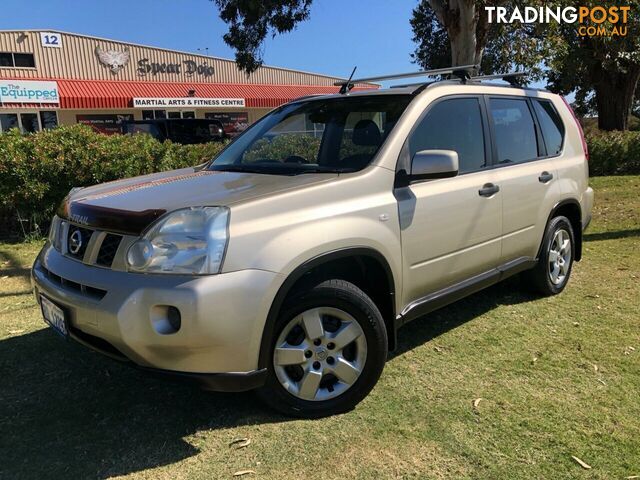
xmin=1 ymin=176 xmax=639 ymax=479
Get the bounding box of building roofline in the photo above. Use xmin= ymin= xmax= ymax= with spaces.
xmin=0 ymin=29 xmax=364 ymax=84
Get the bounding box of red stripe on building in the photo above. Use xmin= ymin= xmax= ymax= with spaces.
xmin=1 ymin=78 xmax=377 ymax=109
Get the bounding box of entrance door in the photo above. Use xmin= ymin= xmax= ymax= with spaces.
xmin=397 ymin=97 xmax=502 ymax=307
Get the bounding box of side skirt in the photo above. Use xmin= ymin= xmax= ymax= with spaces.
xmin=396 ymin=257 xmax=536 ymax=328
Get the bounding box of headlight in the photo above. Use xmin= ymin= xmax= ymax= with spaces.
xmin=48 ymin=216 xmax=63 ymax=251
xmin=126 ymin=206 xmax=229 ymax=275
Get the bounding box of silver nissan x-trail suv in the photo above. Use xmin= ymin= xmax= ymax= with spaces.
xmin=32 ymin=69 xmax=593 ymax=417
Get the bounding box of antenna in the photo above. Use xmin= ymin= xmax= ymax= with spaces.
xmin=339 ymin=66 xmax=358 ymax=94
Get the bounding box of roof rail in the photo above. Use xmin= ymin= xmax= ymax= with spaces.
xmin=334 ymin=64 xmax=479 ymax=93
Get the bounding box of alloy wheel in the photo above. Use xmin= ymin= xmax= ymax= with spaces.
xmin=548 ymin=228 xmax=572 ymax=285
xmin=273 ymin=307 xmax=367 ymax=401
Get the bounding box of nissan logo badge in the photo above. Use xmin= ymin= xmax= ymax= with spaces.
xmin=69 ymin=229 xmax=83 ymax=255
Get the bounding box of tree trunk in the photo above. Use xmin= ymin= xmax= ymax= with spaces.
xmin=428 ymin=0 xmax=483 ymax=69
xmin=594 ymin=65 xmax=640 ymax=131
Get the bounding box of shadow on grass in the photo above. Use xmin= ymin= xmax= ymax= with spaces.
xmin=0 ymin=276 xmax=535 ymax=479
xmin=0 ymin=329 xmax=288 ymax=479
xmin=584 ymin=228 xmax=640 ymax=242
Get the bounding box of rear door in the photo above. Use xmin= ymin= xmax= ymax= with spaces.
xmin=397 ymin=96 xmax=502 ymax=307
xmin=487 ymin=96 xmax=563 ymax=261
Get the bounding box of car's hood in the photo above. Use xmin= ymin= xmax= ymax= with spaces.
xmin=58 ymin=166 xmax=337 ymax=235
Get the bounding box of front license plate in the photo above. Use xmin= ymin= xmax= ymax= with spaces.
xmin=40 ymin=295 xmax=68 ymax=337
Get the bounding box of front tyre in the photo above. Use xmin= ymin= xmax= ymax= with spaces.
xmin=257 ymin=279 xmax=388 ymax=418
xmin=524 ymin=215 xmax=575 ymax=296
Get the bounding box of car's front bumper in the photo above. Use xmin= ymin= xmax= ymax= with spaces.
xmin=31 ymin=243 xmax=282 ymax=391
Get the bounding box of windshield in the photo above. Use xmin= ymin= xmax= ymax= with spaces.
xmin=208 ymin=95 xmax=412 ymax=175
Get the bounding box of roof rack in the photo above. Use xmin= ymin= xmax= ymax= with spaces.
xmin=386 ymin=71 xmax=529 ymax=93
xmin=334 ymin=64 xmax=479 ymax=93
xmin=469 ymin=72 xmax=528 ymax=87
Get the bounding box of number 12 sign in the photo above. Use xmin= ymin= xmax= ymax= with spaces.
xmin=40 ymin=32 xmax=62 ymax=48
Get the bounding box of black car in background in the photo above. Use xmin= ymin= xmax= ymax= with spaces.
xmin=121 ymin=118 xmax=227 ymax=144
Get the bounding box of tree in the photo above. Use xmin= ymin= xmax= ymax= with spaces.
xmin=210 ymin=0 xmax=313 ymax=73
xmin=410 ymin=0 xmax=547 ymax=77
xmin=545 ymin=3 xmax=640 ymax=131
xmin=421 ymin=0 xmax=489 ymax=68
xmin=412 ymin=0 xmax=640 ymax=130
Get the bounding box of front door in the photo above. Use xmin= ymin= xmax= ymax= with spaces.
xmin=397 ymin=96 xmax=502 ymax=308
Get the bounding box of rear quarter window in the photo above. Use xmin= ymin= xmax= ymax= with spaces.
xmin=533 ymin=100 xmax=565 ymax=156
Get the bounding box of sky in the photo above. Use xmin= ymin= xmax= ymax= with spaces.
xmin=0 ymin=0 xmax=549 ymax=91
xmin=0 ymin=0 xmax=420 ymax=80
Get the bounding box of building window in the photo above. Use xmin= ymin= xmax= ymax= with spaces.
xmin=143 ymin=109 xmax=194 ymax=120
xmin=39 ymin=111 xmax=58 ymax=130
xmin=0 ymin=52 xmax=36 ymax=68
xmin=0 ymin=113 xmax=19 ymax=132
xmin=0 ymin=52 xmax=12 ymax=67
xmin=0 ymin=111 xmax=53 ymax=133
xmin=20 ymin=113 xmax=39 ymax=133
xmin=142 ymin=110 xmax=168 ymax=119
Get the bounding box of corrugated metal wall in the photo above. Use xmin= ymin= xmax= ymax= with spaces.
xmin=0 ymin=30 xmax=349 ymax=86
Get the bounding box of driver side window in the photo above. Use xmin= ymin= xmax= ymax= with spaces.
xmin=409 ymin=98 xmax=486 ymax=174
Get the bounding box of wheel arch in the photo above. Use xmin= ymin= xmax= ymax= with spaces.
xmin=541 ymin=199 xmax=583 ymax=261
xmin=258 ymin=247 xmax=397 ymax=370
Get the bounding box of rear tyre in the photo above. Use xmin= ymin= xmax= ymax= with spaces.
xmin=524 ymin=215 xmax=575 ymax=296
xmin=257 ymin=279 xmax=387 ymax=418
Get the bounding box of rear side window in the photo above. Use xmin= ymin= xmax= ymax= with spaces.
xmin=489 ymin=98 xmax=538 ymax=164
xmin=533 ymin=100 xmax=565 ymax=156
xmin=409 ymin=98 xmax=486 ymax=174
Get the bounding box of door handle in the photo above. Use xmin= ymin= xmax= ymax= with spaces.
xmin=539 ymin=171 xmax=554 ymax=183
xmin=478 ymin=183 xmax=500 ymax=197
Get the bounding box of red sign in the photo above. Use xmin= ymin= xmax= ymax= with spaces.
xmin=76 ymin=114 xmax=134 ymax=135
xmin=205 ymin=112 xmax=249 ymax=137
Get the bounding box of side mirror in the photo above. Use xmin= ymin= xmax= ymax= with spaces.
xmin=410 ymin=149 xmax=459 ymax=181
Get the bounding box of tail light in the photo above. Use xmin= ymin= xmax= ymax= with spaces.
xmin=561 ymin=96 xmax=589 ymax=162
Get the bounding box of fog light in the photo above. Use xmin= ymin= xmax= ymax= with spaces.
xmin=150 ymin=305 xmax=182 ymax=335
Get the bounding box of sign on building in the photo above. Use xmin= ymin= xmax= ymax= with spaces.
xmin=0 ymin=80 xmax=60 ymax=104
xmin=76 ymin=114 xmax=134 ymax=135
xmin=133 ymin=98 xmax=245 ymax=108
xmin=40 ymin=32 xmax=62 ymax=48
xmin=205 ymin=112 xmax=249 ymax=136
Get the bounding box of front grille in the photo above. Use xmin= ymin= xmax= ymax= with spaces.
xmin=66 ymin=226 xmax=92 ymax=260
xmin=37 ymin=263 xmax=107 ymax=301
xmin=60 ymin=222 xmax=129 ymax=270
xmin=96 ymin=234 xmax=122 ymax=267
